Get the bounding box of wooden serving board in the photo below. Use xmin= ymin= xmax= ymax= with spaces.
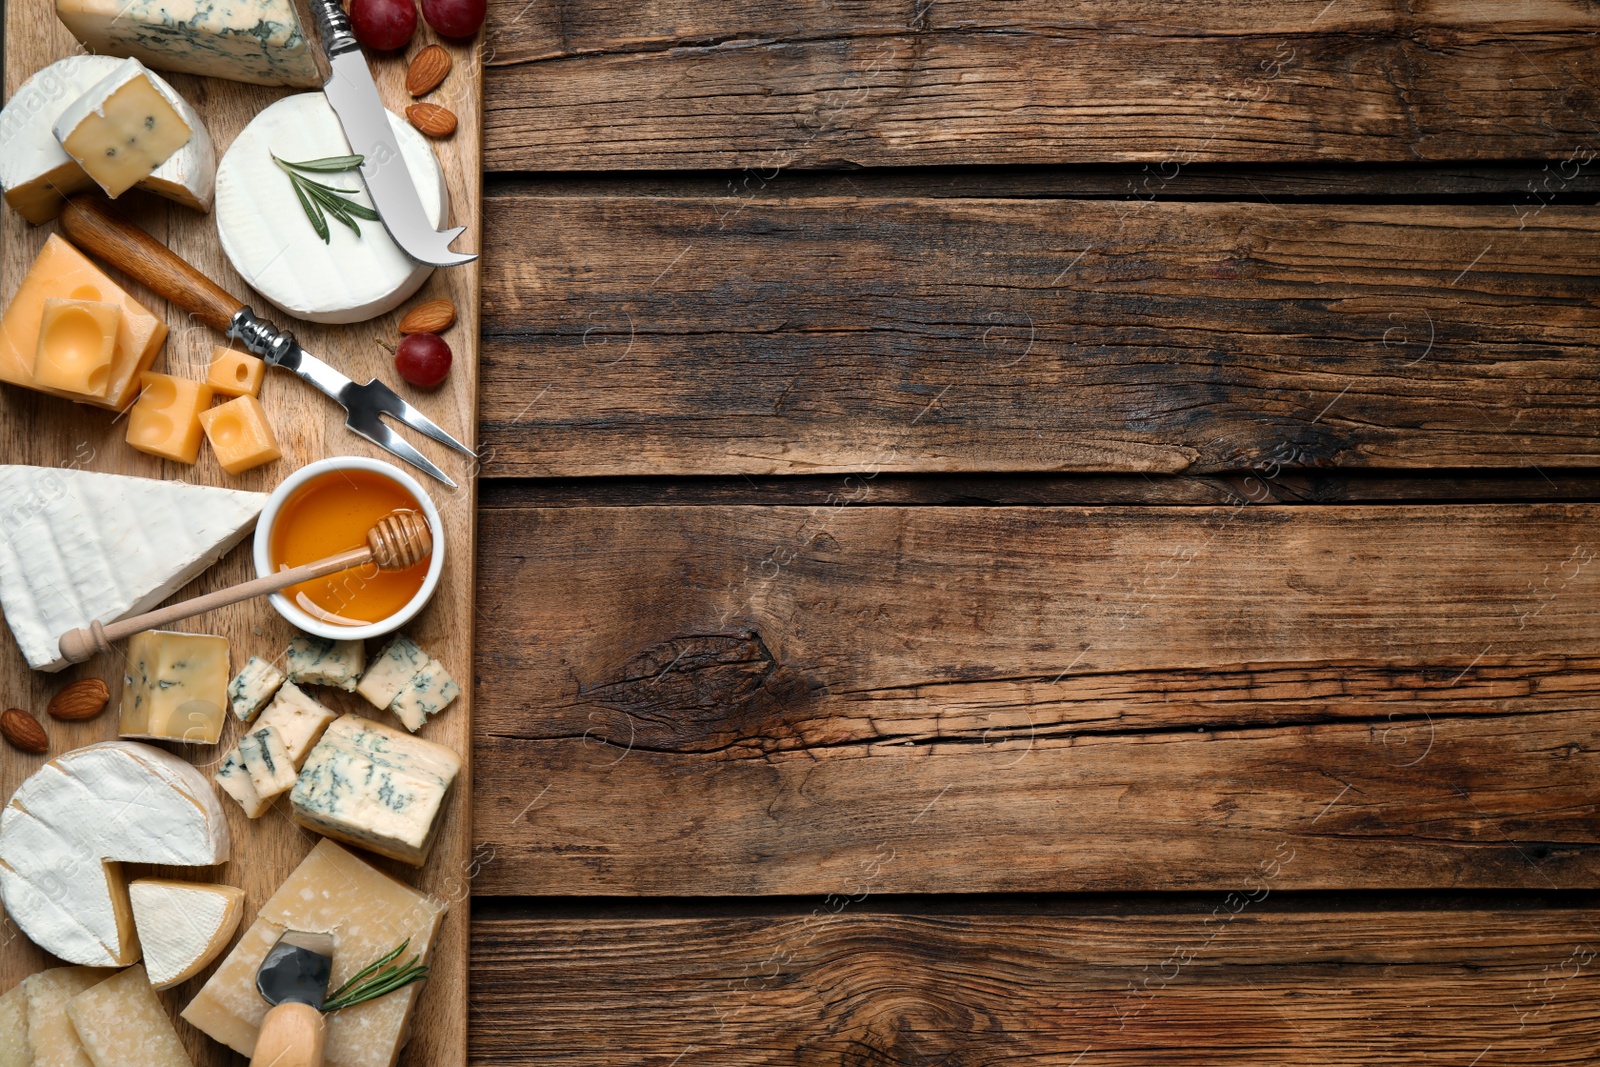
xmin=0 ymin=3 xmax=481 ymax=1064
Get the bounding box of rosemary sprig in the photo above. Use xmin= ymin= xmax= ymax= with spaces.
xmin=273 ymin=154 xmax=380 ymax=244
xmin=320 ymin=938 xmax=429 ymax=1012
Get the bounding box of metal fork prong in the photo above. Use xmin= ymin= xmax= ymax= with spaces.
xmin=366 ymin=381 xmax=477 ymax=457
xmin=346 ymin=414 xmax=458 ymax=488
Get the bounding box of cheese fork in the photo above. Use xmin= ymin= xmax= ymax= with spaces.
xmin=58 ymin=194 xmax=475 ymax=487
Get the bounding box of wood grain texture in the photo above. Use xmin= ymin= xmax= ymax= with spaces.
xmin=479 ymin=196 xmax=1600 ymax=477
xmin=469 ymin=905 xmax=1600 ymax=1064
xmin=481 ymin=0 xmax=1600 ymax=170
xmin=474 ymin=504 xmax=1600 ymax=896
xmin=0 ymin=6 xmax=482 ymax=1065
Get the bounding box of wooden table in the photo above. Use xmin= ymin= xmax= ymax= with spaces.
xmin=464 ymin=2 xmax=1600 ymax=1063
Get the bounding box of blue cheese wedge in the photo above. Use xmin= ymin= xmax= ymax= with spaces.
xmin=354 ymin=633 xmax=428 ymax=710
xmin=52 ymin=58 xmax=193 ymax=199
xmin=290 ymin=715 xmax=462 ymax=866
xmin=215 ymin=748 xmax=269 ymax=818
xmin=253 ymin=681 xmax=337 ymax=769
xmin=53 ymin=0 xmax=320 ymax=88
xmin=389 ymin=657 xmax=460 ymax=733
xmin=228 ymin=655 xmax=284 ymax=722
xmin=286 ymin=635 xmax=365 ymax=692
xmin=238 ymin=725 xmax=296 ymax=800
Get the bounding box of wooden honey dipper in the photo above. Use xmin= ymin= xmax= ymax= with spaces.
xmin=57 ymin=509 xmax=433 ymax=664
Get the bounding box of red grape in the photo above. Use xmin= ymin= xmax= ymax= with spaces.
xmin=350 ymin=0 xmax=417 ymax=51
xmin=395 ymin=333 xmax=452 ymax=388
xmin=420 ymin=0 xmax=485 ymax=38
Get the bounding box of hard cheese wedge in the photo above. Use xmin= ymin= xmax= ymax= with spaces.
xmin=52 ymin=59 xmax=193 ymax=199
xmin=0 ymin=465 xmax=263 ymax=672
xmin=54 ymin=0 xmax=319 ymax=87
xmin=0 ymin=235 xmax=166 ymax=410
xmin=23 ymin=968 xmax=114 ymax=1067
xmin=129 ymin=880 xmax=246 ymax=989
xmin=0 ymin=743 xmax=231 ymax=967
xmin=182 ymin=841 xmax=447 ymax=1067
xmin=120 ymin=630 xmax=230 ymax=744
xmin=0 ymin=982 xmax=29 ymax=1067
xmin=0 ymin=55 xmax=214 ymax=222
xmin=67 ymin=966 xmax=194 ymax=1067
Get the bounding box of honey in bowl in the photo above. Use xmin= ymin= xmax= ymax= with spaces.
xmin=269 ymin=467 xmax=430 ymax=626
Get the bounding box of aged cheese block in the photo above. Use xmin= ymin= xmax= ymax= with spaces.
xmin=53 ymin=0 xmax=319 ymax=87
xmin=52 ymin=59 xmax=193 ymax=198
xmin=182 ymin=841 xmax=447 ymax=1067
xmin=0 ymin=235 xmax=166 ymax=410
xmin=228 ymin=655 xmax=285 ymax=722
xmin=66 ymin=966 xmax=193 ymax=1067
xmin=119 ymin=630 xmax=230 ymax=744
xmin=23 ymin=968 xmax=113 ymax=1067
xmin=125 ymin=372 xmax=213 ymax=464
xmin=205 ymin=348 xmax=265 ymax=398
xmin=0 ymin=981 xmax=30 ymax=1067
xmin=32 ymin=299 xmax=120 ymax=400
xmin=198 ymin=395 xmax=281 ymax=475
xmin=128 ymin=880 xmax=246 ymax=989
xmin=0 ymin=743 xmax=231 ymax=966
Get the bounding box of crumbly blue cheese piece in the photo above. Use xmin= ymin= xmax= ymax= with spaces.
xmin=215 ymin=747 xmax=269 ymax=819
xmin=253 ymin=681 xmax=337 ymax=769
xmin=228 ymin=655 xmax=284 ymax=722
xmin=238 ymin=725 xmax=296 ymax=799
xmin=354 ymin=633 xmax=428 ymax=710
xmin=389 ymin=657 xmax=460 ymax=733
xmin=290 ymin=715 xmax=462 ymax=866
xmin=53 ymin=0 xmax=320 ymax=88
xmin=286 ymin=635 xmax=365 ymax=692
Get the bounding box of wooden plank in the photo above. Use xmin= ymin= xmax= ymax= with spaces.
xmin=1 ymin=6 xmax=481 ymax=1066
xmin=469 ymin=906 xmax=1600 ymax=1064
xmin=474 ymin=504 xmax=1600 ymax=896
xmin=479 ymin=197 xmax=1600 ymax=477
xmin=481 ymin=0 xmax=1600 ymax=169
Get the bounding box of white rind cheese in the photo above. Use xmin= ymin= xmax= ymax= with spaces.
xmin=216 ymin=93 xmax=445 ymax=324
xmin=54 ymin=0 xmax=320 ymax=88
xmin=129 ymin=880 xmax=246 ymax=990
xmin=0 ymin=465 xmax=264 ymax=672
xmin=355 ymin=633 xmax=428 ymax=711
xmin=389 ymin=657 xmax=460 ymax=732
xmin=291 ymin=714 xmax=462 ymax=866
xmin=228 ymin=655 xmax=285 ymax=721
xmin=286 ymin=635 xmax=364 ymax=691
xmin=0 ymin=55 xmax=213 ymax=223
xmin=0 ymin=742 xmax=230 ymax=967
xmin=51 ymin=58 xmax=193 ymax=199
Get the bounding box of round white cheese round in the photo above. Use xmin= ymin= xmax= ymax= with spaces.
xmin=215 ymin=93 xmax=446 ymax=325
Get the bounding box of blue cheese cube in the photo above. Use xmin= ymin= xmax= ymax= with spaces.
xmin=388 ymin=658 xmax=460 ymax=733
xmin=238 ymin=724 xmax=296 ymax=800
xmin=290 ymin=715 xmax=462 ymax=866
xmin=214 ymin=747 xmax=269 ymax=819
xmin=228 ymin=655 xmax=284 ymax=722
xmin=286 ymin=635 xmax=365 ymax=692
xmin=253 ymin=681 xmax=337 ymax=769
xmin=354 ymin=633 xmax=429 ymax=710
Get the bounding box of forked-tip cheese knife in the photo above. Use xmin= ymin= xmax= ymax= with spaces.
xmin=253 ymin=929 xmax=335 ymax=1067
xmin=306 ymin=0 xmax=476 ymax=268
xmin=59 ymin=194 xmax=475 ymax=488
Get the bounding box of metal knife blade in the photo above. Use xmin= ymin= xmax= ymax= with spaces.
xmin=257 ymin=930 xmax=335 ymax=1008
xmin=307 ymin=0 xmax=476 ymax=267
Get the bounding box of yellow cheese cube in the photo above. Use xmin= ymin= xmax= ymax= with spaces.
xmin=0 ymin=235 xmax=166 ymax=409
xmin=205 ymin=347 xmax=265 ymax=397
xmin=126 ymin=372 xmax=211 ymax=464
xmin=55 ymin=62 xmax=193 ymax=198
xmin=32 ymin=298 xmax=121 ymax=400
xmin=197 ymin=394 xmax=281 ymax=475
xmin=120 ymin=629 xmax=229 ymax=744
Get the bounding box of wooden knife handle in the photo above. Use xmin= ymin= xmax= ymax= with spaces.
xmin=59 ymin=194 xmax=244 ymax=333
xmin=251 ymin=1002 xmax=326 ymax=1067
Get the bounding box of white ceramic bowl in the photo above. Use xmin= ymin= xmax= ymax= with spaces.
xmin=253 ymin=456 xmax=445 ymax=640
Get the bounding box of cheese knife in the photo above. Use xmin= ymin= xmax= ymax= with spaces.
xmin=253 ymin=930 xmax=334 ymax=1067
xmin=59 ymin=195 xmax=474 ymax=487
xmin=305 ymin=0 xmax=476 ymax=268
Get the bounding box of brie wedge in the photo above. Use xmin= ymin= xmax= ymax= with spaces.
xmin=0 ymin=465 xmax=265 ymax=672
xmin=0 ymin=55 xmax=214 ymax=223
xmin=129 ymin=880 xmax=247 ymax=989
xmin=215 ymin=93 xmax=445 ymax=324
xmin=0 ymin=742 xmax=231 ymax=967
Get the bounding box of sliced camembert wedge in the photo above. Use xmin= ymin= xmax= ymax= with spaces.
xmin=129 ymin=880 xmax=247 ymax=989
xmin=0 ymin=466 xmax=264 ymax=672
xmin=0 ymin=743 xmax=231 ymax=967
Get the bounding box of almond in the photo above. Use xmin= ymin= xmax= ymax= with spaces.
xmin=1 ymin=708 xmax=47 ymax=754
xmin=48 ymin=677 xmax=110 ymax=721
xmin=407 ymin=45 xmax=452 ymax=97
xmin=398 ymin=298 xmax=458 ymax=334
xmin=406 ymin=103 xmax=457 ymax=138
